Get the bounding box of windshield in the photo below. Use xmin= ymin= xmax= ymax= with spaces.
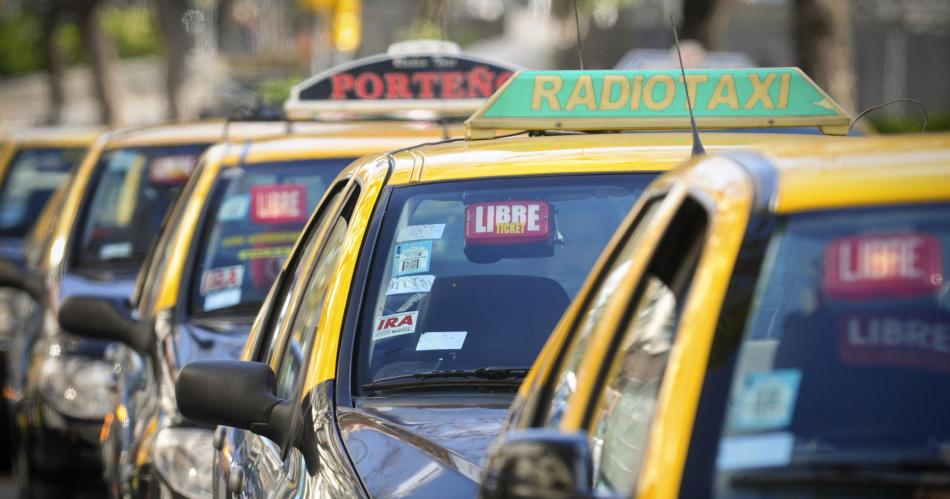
xmin=0 ymin=147 xmax=85 ymax=237
xmin=74 ymin=144 xmax=208 ymax=272
xmin=681 ymin=204 xmax=950 ymax=498
xmin=189 ymin=158 xmax=351 ymax=317
xmin=356 ymin=173 xmax=655 ymax=390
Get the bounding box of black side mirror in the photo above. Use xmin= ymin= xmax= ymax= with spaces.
xmin=176 ymin=360 xmax=295 ymax=448
xmin=480 ymin=429 xmax=594 ymax=499
xmin=0 ymin=258 xmax=45 ymax=303
xmin=57 ymin=295 xmax=152 ymax=353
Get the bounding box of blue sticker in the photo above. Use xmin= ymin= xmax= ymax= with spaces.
xmin=393 ymin=240 xmax=432 ymax=276
xmin=218 ymin=194 xmax=250 ymax=222
xmin=717 ymin=432 xmax=794 ymax=471
xmin=731 ymin=369 xmax=802 ymax=432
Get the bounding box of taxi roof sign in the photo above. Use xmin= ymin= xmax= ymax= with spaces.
xmin=284 ymin=44 xmax=519 ymax=120
xmin=465 ymin=67 xmax=852 ymax=138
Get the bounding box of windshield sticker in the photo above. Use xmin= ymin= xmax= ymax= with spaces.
xmin=824 ymin=234 xmax=943 ymax=300
xmin=393 ymin=241 xmax=432 ymax=277
xmin=200 ymin=265 xmax=245 ymax=295
xmin=99 ymin=242 xmax=132 ymax=260
xmin=222 ymin=232 xmax=299 ymax=249
xmin=148 ymin=155 xmax=197 ymax=185
xmin=717 ymin=432 xmax=794 ymax=471
xmin=218 ymin=194 xmax=250 ymax=222
xmin=838 ymin=312 xmax=950 ymax=373
xmin=373 ymin=311 xmax=418 ymax=341
xmin=416 ymin=331 xmax=467 ymax=351
xmin=204 ymin=288 xmax=242 ymax=311
xmin=250 ymin=184 xmax=308 ymax=224
xmin=238 ymin=246 xmax=293 ymax=261
xmin=731 ymin=370 xmax=801 ymax=432
xmin=386 ymin=275 xmax=435 ymax=295
xmin=465 ymin=200 xmax=551 ymax=246
xmin=396 ymin=224 xmax=445 ymax=243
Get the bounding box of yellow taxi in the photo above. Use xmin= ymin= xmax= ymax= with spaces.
xmin=0 ymin=119 xmax=310 ymax=495
xmin=174 ymin=67 xmax=856 ymax=497
xmin=479 ymin=132 xmax=950 ymax=499
xmin=53 ymin=44 xmax=518 ymax=498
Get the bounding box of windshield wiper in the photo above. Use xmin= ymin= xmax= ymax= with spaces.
xmin=362 ymin=367 xmax=530 ymax=392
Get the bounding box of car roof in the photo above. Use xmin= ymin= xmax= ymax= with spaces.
xmin=101 ymin=120 xmax=334 ymax=149
xmin=4 ymin=127 xmax=103 ymax=147
xmin=381 ymin=131 xmax=849 ymax=185
xmin=756 ymin=132 xmax=950 ymax=214
xmin=215 ymin=121 xmax=461 ymax=166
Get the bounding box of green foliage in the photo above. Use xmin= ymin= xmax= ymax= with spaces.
xmin=257 ymin=75 xmax=308 ymax=105
xmin=0 ymin=10 xmax=43 ymax=76
xmin=102 ymin=6 xmax=161 ymax=59
xmin=0 ymin=6 xmax=161 ymax=77
xmin=395 ymin=20 xmax=443 ymax=42
xmin=870 ymin=111 xmax=950 ymax=134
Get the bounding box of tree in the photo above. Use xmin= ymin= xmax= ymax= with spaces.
xmin=793 ymin=0 xmax=857 ymax=113
xmin=74 ymin=0 xmax=123 ymax=126
xmin=153 ymin=0 xmax=190 ymax=120
xmin=679 ymin=0 xmax=732 ymax=49
xmin=39 ymin=2 xmax=66 ymax=125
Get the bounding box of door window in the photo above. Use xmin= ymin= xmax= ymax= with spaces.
xmin=587 ymin=197 xmax=708 ymax=495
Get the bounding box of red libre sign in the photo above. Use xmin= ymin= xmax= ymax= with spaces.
xmin=465 ymin=200 xmax=551 ymax=246
xmin=250 ymin=184 xmax=307 ymax=224
xmin=824 ymin=233 xmax=943 ymax=300
xmin=838 ymin=312 xmax=950 ymax=373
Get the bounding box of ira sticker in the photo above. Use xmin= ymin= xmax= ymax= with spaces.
xmin=204 ymin=288 xmax=242 ymax=311
xmin=824 ymin=233 xmax=943 ymax=300
xmin=465 ymin=200 xmax=551 ymax=246
xmin=386 ymin=275 xmax=435 ymax=295
xmin=397 ymin=224 xmax=445 ymax=243
xmin=218 ymin=194 xmax=250 ymax=222
xmin=250 ymin=184 xmax=308 ymax=224
xmin=373 ymin=311 xmax=418 ymax=341
xmin=99 ymin=242 xmax=133 ymax=260
xmin=393 ymin=241 xmax=432 ymax=277
xmin=416 ymin=331 xmax=467 ymax=351
xmin=201 ymin=265 xmax=245 ymax=295
xmin=731 ymin=370 xmax=801 ymax=432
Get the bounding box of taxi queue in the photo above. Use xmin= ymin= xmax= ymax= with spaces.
xmin=0 ymin=41 xmax=946 ymax=499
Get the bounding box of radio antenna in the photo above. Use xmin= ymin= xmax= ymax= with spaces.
xmin=849 ymin=97 xmax=928 ymax=134
xmin=671 ymin=16 xmax=705 ymax=156
xmin=573 ymin=0 xmax=585 ymax=70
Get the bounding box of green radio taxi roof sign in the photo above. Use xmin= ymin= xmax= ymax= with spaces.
xmin=465 ymin=67 xmax=851 ymax=138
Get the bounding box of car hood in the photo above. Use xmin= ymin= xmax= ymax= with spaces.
xmin=341 ymin=393 xmax=514 ymax=498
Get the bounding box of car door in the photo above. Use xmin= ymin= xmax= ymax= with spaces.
xmin=227 ymin=182 xmax=357 ymax=498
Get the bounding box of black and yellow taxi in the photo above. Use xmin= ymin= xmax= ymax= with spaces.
xmin=0 ymin=120 xmax=300 ymax=495
xmin=0 ymin=127 xmax=99 ymax=467
xmin=174 ymin=67 xmax=855 ymax=497
xmin=479 ymin=132 xmax=950 ymax=499
xmin=53 ymin=44 xmax=517 ymax=499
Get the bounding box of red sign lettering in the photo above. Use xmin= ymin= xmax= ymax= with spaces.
xmin=354 ymin=72 xmax=384 ymax=99
xmin=824 ymin=234 xmax=943 ymax=300
xmin=250 ymin=184 xmax=308 ymax=224
xmin=330 ymin=73 xmax=354 ymax=99
xmin=465 ymin=200 xmax=551 ymax=246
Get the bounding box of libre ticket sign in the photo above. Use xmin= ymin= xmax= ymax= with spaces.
xmin=250 ymin=184 xmax=308 ymax=224
xmin=824 ymin=234 xmax=943 ymax=300
xmin=465 ymin=68 xmax=851 ymax=137
xmin=465 ymin=200 xmax=551 ymax=246
xmin=285 ymin=52 xmax=519 ymax=119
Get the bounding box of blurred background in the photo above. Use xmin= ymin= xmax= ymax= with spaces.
xmin=0 ymin=0 xmax=948 ymax=133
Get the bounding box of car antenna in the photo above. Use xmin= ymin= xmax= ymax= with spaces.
xmin=848 ymin=97 xmax=928 ymax=134
xmin=671 ymin=16 xmax=705 ymax=156
xmin=438 ymin=3 xmax=450 ymax=140
xmin=573 ymin=0 xmax=584 ymax=70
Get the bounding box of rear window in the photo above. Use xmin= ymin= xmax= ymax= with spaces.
xmin=189 ymin=158 xmax=351 ymax=317
xmin=356 ymin=173 xmax=655 ymax=390
xmin=0 ymin=147 xmax=85 ymax=237
xmin=682 ymin=203 xmax=950 ymax=498
xmin=74 ymin=144 xmax=208 ymax=272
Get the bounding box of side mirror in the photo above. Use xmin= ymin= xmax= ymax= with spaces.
xmin=176 ymin=360 xmax=295 ymax=447
xmin=57 ymin=296 xmax=152 ymax=353
xmin=0 ymin=258 xmax=45 ymax=303
xmin=480 ymin=429 xmax=593 ymax=499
